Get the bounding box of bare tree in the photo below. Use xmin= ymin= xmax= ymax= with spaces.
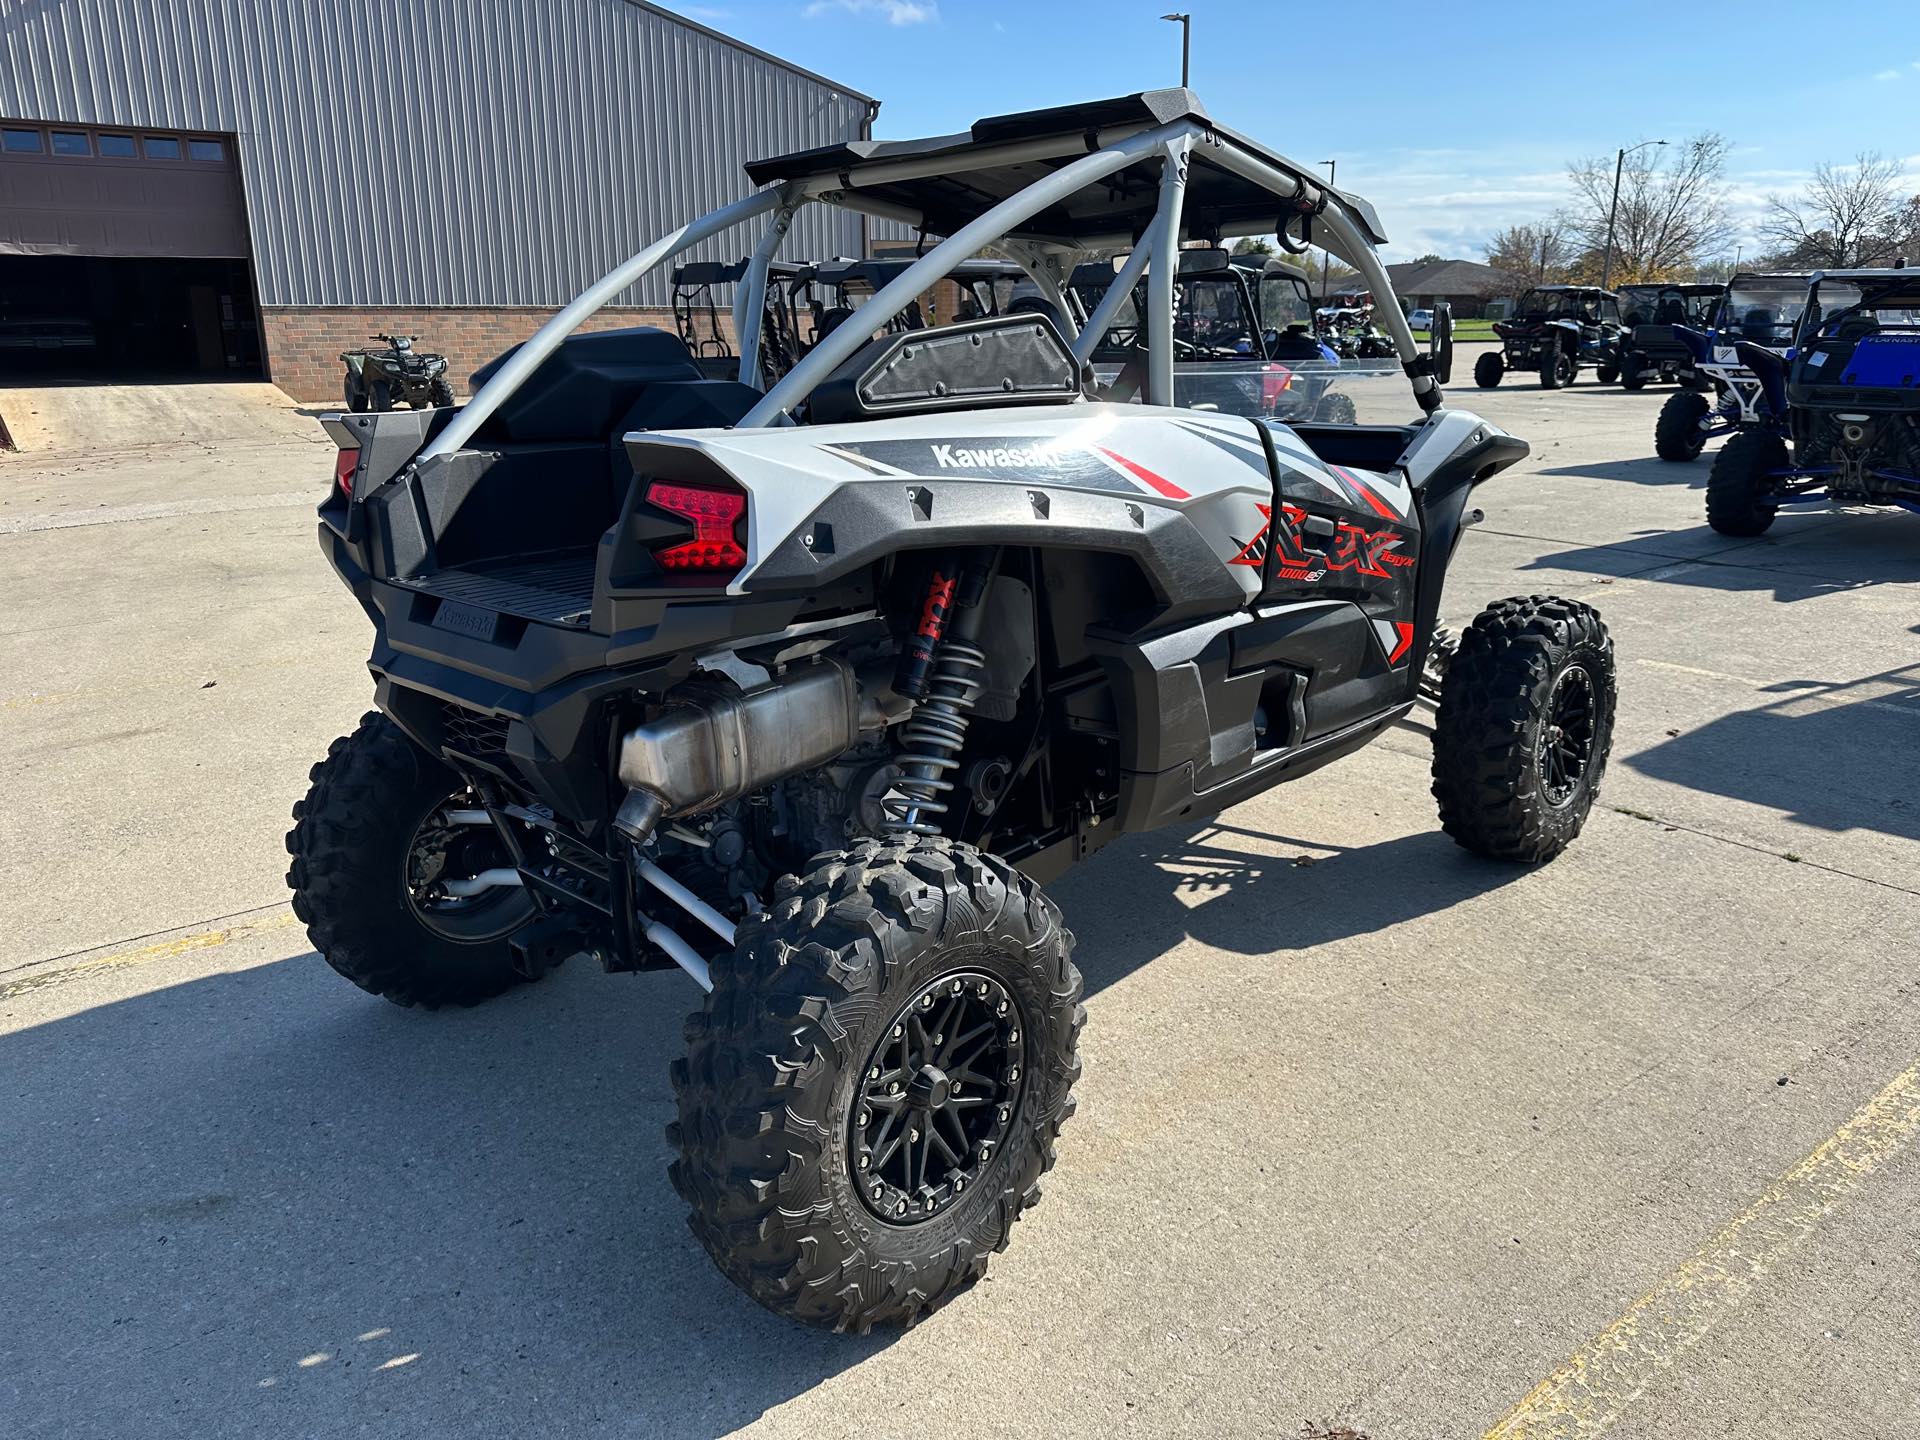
xmin=1764 ymin=153 xmax=1910 ymax=267
xmin=1485 ymin=216 xmax=1573 ymax=286
xmin=1566 ymin=134 xmax=1733 ymax=283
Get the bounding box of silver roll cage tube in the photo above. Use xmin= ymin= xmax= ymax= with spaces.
xmin=422 ymin=113 xmax=1433 ymax=462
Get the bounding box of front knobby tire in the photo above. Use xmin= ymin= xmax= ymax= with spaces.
xmin=287 ymin=711 xmax=536 ymax=1007
xmin=1474 ymin=352 xmax=1504 ymax=388
xmin=1706 ymin=429 xmax=1786 ymax=537
xmin=1655 ymin=390 xmax=1710 ymax=462
xmin=668 ymin=836 xmax=1084 ymax=1332
xmin=1431 ymin=597 xmax=1617 ymax=864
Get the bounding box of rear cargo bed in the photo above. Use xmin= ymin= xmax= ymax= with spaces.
xmin=395 ymin=550 xmax=597 ymax=626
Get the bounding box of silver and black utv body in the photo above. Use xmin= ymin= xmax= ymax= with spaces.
xmin=295 ymin=88 xmax=1614 ymax=1332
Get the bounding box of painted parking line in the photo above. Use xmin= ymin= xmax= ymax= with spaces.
xmin=1 ymin=910 xmax=300 ymax=1000
xmin=1483 ymin=1057 xmax=1920 ymax=1438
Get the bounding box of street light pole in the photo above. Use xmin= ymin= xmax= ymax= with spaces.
xmin=1601 ymin=138 xmax=1666 ymax=291
xmin=1160 ymin=13 xmax=1190 ymax=87
xmin=1320 ymin=159 xmax=1335 ymax=299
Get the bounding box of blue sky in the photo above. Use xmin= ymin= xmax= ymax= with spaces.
xmin=669 ymin=0 xmax=1920 ymax=263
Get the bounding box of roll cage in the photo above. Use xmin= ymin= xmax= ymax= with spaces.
xmin=420 ymin=88 xmax=1436 ymax=463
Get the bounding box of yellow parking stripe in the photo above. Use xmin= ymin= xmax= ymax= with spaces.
xmin=1 ymin=911 xmax=300 ymax=1000
xmin=1483 ymin=1058 xmax=1920 ymax=1438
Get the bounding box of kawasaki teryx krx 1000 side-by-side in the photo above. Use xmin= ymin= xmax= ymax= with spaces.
xmin=289 ymin=90 xmax=1617 ymax=1332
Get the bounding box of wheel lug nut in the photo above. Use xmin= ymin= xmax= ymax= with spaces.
xmin=893 ymin=1024 xmax=903 ymax=1038
xmin=1007 ymin=1067 xmax=1019 ymax=1082
xmin=895 ymin=1201 xmax=907 ymax=1216
xmin=953 ymin=1177 xmax=964 ymax=1191
xmin=932 ymin=1034 xmax=943 ymax=1045
xmin=859 ymin=1155 xmax=870 ymax=1169
xmin=951 ymin=979 xmax=963 ymax=994
xmin=921 ymin=995 xmax=934 ymax=1009
xmin=909 ymin=1129 xmax=920 ymax=1142
xmin=889 ymin=1082 xmax=900 ymax=1094
xmin=996 ymin=1000 xmax=1008 ymax=1014
xmin=977 ymin=981 xmax=989 ymax=995
xmin=1008 ymin=1029 xmax=1019 ymax=1043
xmin=999 ymin=1106 xmax=1010 ymax=1122
xmin=859 ymin=1109 xmax=870 ymax=1125
xmin=868 ymin=1067 xmax=880 ymax=1080
xmin=872 ymin=1183 xmax=883 ymax=1199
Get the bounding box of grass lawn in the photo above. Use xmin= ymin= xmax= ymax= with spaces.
xmin=1412 ymin=319 xmax=1497 ymax=342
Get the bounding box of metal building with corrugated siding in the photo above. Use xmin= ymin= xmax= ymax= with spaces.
xmin=0 ymin=0 xmax=875 ymax=399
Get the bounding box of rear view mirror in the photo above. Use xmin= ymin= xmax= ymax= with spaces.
xmin=1429 ymin=300 xmax=1454 ymax=384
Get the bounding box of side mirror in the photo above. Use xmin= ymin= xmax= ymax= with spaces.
xmin=1429 ymin=300 xmax=1454 ymax=384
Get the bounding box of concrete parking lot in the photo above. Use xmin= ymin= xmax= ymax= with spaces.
xmin=4 ymin=351 xmax=1918 ymax=1439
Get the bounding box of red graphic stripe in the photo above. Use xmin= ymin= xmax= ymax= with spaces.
xmin=1332 ymin=465 xmax=1397 ymax=519
xmin=1388 ymin=622 xmax=1414 ymax=664
xmin=1097 ymin=447 xmax=1190 ymax=500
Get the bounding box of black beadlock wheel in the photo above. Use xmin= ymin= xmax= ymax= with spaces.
xmin=1539 ymin=345 xmax=1575 ymax=389
xmin=1430 ymin=597 xmax=1617 ymax=864
xmin=1706 ymin=429 xmax=1786 ymax=537
xmin=1474 ymin=351 xmax=1504 ymax=388
xmin=1655 ymin=390 xmax=1711 ymax=462
xmin=287 ymin=711 xmax=537 ymax=1007
xmin=667 ymin=836 xmax=1084 ymax=1332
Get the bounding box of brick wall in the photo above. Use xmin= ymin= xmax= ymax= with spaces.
xmin=260 ymin=305 xmax=730 ymax=404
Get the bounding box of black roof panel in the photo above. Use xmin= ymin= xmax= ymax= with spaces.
xmin=744 ymin=90 xmax=1388 ymax=248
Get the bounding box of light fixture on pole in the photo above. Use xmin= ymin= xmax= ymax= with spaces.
xmin=1160 ymin=13 xmax=1190 ymax=87
xmin=1601 ymin=139 xmax=1666 ymax=291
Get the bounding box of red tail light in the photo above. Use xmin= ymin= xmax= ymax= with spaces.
xmin=645 ymin=480 xmax=747 ymax=574
xmin=333 ymin=447 xmax=360 ymax=497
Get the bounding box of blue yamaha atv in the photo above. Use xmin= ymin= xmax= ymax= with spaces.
xmin=1652 ymin=273 xmax=1810 ymax=462
xmin=1705 ymin=268 xmax=1920 ymax=535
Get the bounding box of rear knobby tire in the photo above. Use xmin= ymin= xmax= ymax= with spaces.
xmin=287 ymin=711 xmax=535 ymax=1008
xmin=1473 ymin=351 xmax=1504 ymax=388
xmin=1539 ymin=345 xmax=1573 ymax=389
xmin=1620 ymin=352 xmax=1648 ymax=391
xmin=668 ymin=836 xmax=1084 ymax=1332
xmin=1654 ymin=390 xmax=1710 ymax=462
xmin=1706 ymin=429 xmax=1785 ymax=537
xmin=1431 ymin=597 xmax=1616 ymax=864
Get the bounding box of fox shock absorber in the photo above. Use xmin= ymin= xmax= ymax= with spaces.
xmin=885 ymin=550 xmax=999 ymax=836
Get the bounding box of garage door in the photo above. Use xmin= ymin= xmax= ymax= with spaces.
xmin=0 ymin=121 xmax=248 ymax=258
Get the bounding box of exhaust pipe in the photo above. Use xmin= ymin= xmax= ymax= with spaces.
xmin=613 ymin=658 xmax=872 ymax=843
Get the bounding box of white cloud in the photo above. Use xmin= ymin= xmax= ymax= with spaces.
xmin=803 ymin=0 xmax=938 ymax=23
xmin=1874 ymin=68 xmax=1903 ymax=81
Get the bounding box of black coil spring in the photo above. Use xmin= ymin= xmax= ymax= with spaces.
xmin=882 ymin=639 xmax=987 ymax=836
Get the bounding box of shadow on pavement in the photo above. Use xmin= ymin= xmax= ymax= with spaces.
xmin=1520 ymin=513 xmax=1920 ymax=601
xmin=1627 ymin=663 xmax=1920 ymax=844
xmin=1 ymin=820 xmax=1519 ymax=1438
xmin=1533 ymin=456 xmax=1706 ymax=487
